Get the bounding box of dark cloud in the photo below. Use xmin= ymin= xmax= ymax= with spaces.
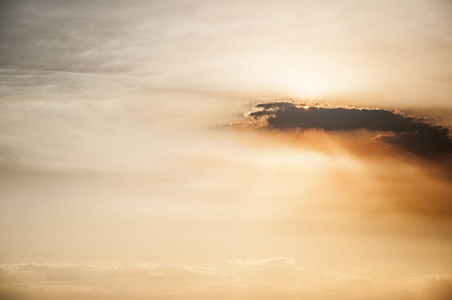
xmin=245 ymin=101 xmax=452 ymax=157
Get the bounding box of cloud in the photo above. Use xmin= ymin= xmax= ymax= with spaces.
xmin=0 ymin=263 xmax=223 ymax=282
xmin=228 ymin=257 xmax=295 ymax=266
xmin=244 ymin=101 xmax=452 ymax=157
xmin=1 ymin=262 xmax=450 ymax=300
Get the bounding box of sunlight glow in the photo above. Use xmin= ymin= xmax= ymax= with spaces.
xmin=279 ymin=71 xmax=331 ymax=99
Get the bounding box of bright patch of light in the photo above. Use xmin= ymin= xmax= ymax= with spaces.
xmin=278 ymin=71 xmax=330 ymax=99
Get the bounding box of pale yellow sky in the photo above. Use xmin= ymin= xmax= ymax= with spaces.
xmin=0 ymin=0 xmax=451 ymax=299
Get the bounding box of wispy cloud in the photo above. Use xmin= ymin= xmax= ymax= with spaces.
xmin=228 ymin=257 xmax=295 ymax=266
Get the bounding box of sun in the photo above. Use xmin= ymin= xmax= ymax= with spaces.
xmin=280 ymin=71 xmax=329 ymax=99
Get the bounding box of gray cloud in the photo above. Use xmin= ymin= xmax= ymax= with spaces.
xmin=245 ymin=101 xmax=452 ymax=157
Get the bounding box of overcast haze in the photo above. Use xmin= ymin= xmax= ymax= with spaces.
xmin=1 ymin=1 xmax=452 ymax=299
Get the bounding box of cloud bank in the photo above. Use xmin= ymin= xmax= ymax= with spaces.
xmin=245 ymin=101 xmax=452 ymax=157
xmin=0 ymin=262 xmax=450 ymax=300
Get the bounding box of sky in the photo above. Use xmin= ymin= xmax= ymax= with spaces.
xmin=0 ymin=0 xmax=452 ymax=299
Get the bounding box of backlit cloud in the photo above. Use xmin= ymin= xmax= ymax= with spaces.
xmin=245 ymin=101 xmax=452 ymax=157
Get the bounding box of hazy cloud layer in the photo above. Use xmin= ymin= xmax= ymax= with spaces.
xmin=245 ymin=101 xmax=452 ymax=157
xmin=1 ymin=262 xmax=451 ymax=300
xmin=1 ymin=0 xmax=452 ymax=104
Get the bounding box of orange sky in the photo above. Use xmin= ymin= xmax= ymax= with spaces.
xmin=0 ymin=1 xmax=451 ymax=299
